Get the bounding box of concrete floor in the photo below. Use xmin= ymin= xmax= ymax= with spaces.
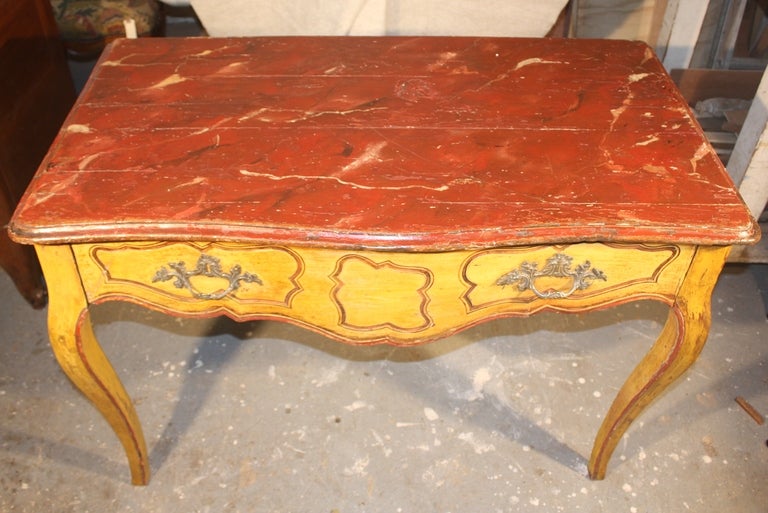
xmin=1 ymin=263 xmax=766 ymax=512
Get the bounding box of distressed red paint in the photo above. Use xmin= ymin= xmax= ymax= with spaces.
xmin=9 ymin=37 xmax=758 ymax=249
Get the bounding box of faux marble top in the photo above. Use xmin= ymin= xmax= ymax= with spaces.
xmin=10 ymin=37 xmax=759 ymax=249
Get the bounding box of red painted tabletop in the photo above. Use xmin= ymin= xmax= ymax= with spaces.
xmin=10 ymin=37 xmax=759 ymax=249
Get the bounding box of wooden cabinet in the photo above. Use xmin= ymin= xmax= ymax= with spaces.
xmin=0 ymin=0 xmax=76 ymax=307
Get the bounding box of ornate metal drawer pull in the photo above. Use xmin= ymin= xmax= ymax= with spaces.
xmin=496 ymin=253 xmax=607 ymax=299
xmin=152 ymin=254 xmax=262 ymax=300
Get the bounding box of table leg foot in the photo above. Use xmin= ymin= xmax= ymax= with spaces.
xmin=37 ymin=245 xmax=150 ymax=485
xmin=587 ymin=246 xmax=730 ymax=480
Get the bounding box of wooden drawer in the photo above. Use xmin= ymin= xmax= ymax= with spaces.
xmin=459 ymin=242 xmax=691 ymax=314
xmin=73 ymin=241 xmax=693 ymax=344
xmin=74 ymin=242 xmax=304 ymax=315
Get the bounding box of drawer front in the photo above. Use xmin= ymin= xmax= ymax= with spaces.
xmin=460 ymin=243 xmax=688 ymax=314
xmin=74 ymin=241 xmax=693 ymax=344
xmin=75 ymin=242 xmax=304 ymax=313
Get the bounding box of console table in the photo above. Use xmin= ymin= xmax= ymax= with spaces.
xmin=9 ymin=37 xmax=759 ymax=485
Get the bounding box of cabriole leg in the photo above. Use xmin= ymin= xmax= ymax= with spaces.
xmin=588 ymin=246 xmax=730 ymax=480
xmin=37 ymin=244 xmax=150 ymax=485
